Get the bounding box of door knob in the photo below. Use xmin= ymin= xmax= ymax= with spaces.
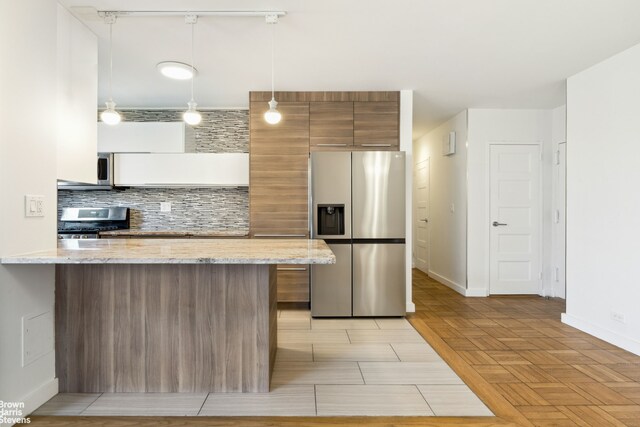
xmin=492 ymin=221 xmax=507 ymax=227
xmin=421 ymin=218 xmax=428 ymax=223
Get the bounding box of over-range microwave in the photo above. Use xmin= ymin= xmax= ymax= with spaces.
xmin=57 ymin=153 xmax=114 ymax=191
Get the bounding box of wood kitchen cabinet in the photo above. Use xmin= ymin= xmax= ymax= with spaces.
xmin=249 ymin=100 xmax=310 ymax=302
xmin=276 ymin=265 xmax=310 ymax=302
xmin=354 ymin=101 xmax=400 ymax=149
xmin=310 ymin=102 xmax=354 ymax=150
xmin=249 ymin=102 xmax=310 ymax=237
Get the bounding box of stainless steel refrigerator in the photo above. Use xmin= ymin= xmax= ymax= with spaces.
xmin=310 ymin=151 xmax=406 ymax=317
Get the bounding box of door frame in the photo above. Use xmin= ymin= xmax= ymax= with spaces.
xmin=486 ymin=142 xmax=543 ymax=295
xmin=552 ymin=142 xmax=567 ymax=299
xmin=413 ymin=157 xmax=430 ymax=274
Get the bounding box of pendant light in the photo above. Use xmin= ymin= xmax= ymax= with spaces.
xmin=101 ymin=14 xmax=121 ymax=125
xmin=183 ymin=15 xmax=202 ymax=126
xmin=264 ymin=14 xmax=282 ymax=125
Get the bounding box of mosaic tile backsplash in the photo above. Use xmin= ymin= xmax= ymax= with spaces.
xmin=108 ymin=109 xmax=249 ymax=153
xmin=58 ymin=187 xmax=249 ymax=232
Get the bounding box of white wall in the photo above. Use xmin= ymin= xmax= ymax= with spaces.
xmin=563 ymin=42 xmax=640 ymax=355
xmin=0 ymin=0 xmax=59 ymax=415
xmin=413 ymin=111 xmax=468 ymax=294
xmin=467 ymin=109 xmax=554 ymax=296
xmin=400 ymin=90 xmax=414 ymax=312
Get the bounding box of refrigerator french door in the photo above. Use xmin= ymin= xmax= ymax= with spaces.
xmin=311 ymin=151 xmax=406 ymax=317
xmin=352 ymin=151 xmax=406 ymax=316
xmin=311 ymin=152 xmax=352 ymax=317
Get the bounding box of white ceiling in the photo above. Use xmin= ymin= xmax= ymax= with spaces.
xmin=60 ymin=0 xmax=640 ymax=139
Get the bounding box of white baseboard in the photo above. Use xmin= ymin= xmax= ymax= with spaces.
xmin=427 ymin=271 xmax=488 ymax=297
xmin=428 ymin=271 xmax=467 ymax=296
xmin=20 ymin=377 xmax=58 ymax=417
xmin=465 ymin=288 xmax=489 ymax=297
xmin=562 ymin=313 xmax=640 ymax=356
xmin=406 ymin=301 xmax=416 ymax=313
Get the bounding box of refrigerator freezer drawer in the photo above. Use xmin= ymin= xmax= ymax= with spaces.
xmin=353 ymin=243 xmax=405 ymax=316
xmin=311 ymin=243 xmax=352 ymax=317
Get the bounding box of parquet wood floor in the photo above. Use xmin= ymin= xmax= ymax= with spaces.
xmin=408 ymin=269 xmax=640 ymax=427
xmin=29 ymin=269 xmax=640 ymax=426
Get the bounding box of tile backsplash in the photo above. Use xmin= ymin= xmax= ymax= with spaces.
xmin=59 ymin=109 xmax=250 ymax=231
xmin=58 ymin=187 xmax=249 ymax=232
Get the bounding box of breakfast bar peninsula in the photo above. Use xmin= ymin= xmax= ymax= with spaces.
xmin=1 ymin=238 xmax=335 ymax=393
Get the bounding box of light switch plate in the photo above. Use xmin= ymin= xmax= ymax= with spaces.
xmin=160 ymin=202 xmax=172 ymax=212
xmin=25 ymin=195 xmax=45 ymax=217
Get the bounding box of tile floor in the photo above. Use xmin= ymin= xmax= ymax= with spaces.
xmin=33 ymin=310 xmax=492 ymax=417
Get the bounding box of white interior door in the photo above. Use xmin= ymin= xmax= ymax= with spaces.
xmin=553 ymin=143 xmax=566 ymax=298
xmin=490 ymin=144 xmax=541 ymax=294
xmin=414 ymin=159 xmax=429 ymax=273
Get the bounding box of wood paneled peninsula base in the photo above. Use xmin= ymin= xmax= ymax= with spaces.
xmin=0 ymin=239 xmax=335 ymax=393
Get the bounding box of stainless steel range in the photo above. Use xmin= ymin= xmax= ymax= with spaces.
xmin=57 ymin=207 xmax=130 ymax=239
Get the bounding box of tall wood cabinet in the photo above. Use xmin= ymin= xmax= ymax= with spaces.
xmin=249 ymin=91 xmax=400 ymax=303
xmin=250 ymin=100 xmax=310 ymax=302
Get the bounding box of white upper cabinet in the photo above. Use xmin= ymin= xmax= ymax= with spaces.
xmin=114 ymin=153 xmax=249 ymax=187
xmin=98 ymin=122 xmax=195 ymax=153
xmin=57 ymin=5 xmax=97 ymax=183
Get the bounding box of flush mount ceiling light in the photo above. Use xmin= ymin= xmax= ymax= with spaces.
xmin=100 ymin=13 xmax=121 ymax=125
xmin=264 ymin=14 xmax=282 ymax=125
xmin=157 ymin=61 xmax=198 ymax=80
xmin=183 ymin=15 xmax=202 ymax=126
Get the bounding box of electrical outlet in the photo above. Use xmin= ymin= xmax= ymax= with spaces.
xmin=160 ymin=202 xmax=172 ymax=212
xmin=25 ymin=195 xmax=44 ymax=217
xmin=611 ymin=311 xmax=626 ymax=324
xmin=450 ymin=203 xmax=455 ymax=213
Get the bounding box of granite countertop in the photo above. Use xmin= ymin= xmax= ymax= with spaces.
xmin=0 ymin=239 xmax=335 ymax=265
xmin=99 ymin=229 xmax=249 ymax=238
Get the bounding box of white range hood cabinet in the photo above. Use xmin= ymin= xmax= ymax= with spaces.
xmin=114 ymin=153 xmax=249 ymax=187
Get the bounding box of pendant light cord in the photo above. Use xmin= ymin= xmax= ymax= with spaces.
xmin=190 ymin=21 xmax=195 ymax=103
xmin=108 ymin=20 xmax=114 ymax=102
xmin=270 ymin=22 xmax=275 ymax=100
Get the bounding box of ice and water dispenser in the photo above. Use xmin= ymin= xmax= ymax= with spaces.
xmin=317 ymin=204 xmax=345 ymax=236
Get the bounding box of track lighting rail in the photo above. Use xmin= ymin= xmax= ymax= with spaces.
xmin=97 ymin=10 xmax=286 ymax=18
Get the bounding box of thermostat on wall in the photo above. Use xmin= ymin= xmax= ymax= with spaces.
xmin=443 ymin=131 xmax=456 ymax=156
